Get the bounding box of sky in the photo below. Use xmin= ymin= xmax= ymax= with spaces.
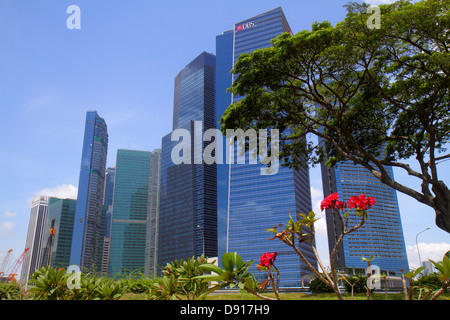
xmin=0 ymin=0 xmax=448 ymax=273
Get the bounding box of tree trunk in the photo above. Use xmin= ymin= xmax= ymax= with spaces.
xmin=433 ymin=182 xmax=450 ymax=234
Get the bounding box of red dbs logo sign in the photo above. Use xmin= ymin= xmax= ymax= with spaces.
xmin=236 ymin=21 xmax=255 ymax=32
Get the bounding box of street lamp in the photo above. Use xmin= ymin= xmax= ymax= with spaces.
xmin=416 ymin=227 xmax=430 ymax=267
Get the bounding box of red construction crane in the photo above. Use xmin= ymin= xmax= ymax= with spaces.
xmin=7 ymin=248 xmax=29 ymax=282
xmin=0 ymin=249 xmax=13 ymax=277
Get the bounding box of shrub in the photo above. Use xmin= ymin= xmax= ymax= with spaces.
xmin=309 ymin=276 xmax=334 ymax=294
xmin=342 ymin=276 xmax=367 ymax=294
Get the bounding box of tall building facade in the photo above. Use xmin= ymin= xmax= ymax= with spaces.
xmin=107 ymin=149 xmax=160 ymax=276
xmin=321 ymin=160 xmax=409 ymax=274
xmin=70 ymin=111 xmax=108 ymax=271
xmin=145 ymin=149 xmax=161 ymax=275
xmin=159 ymin=52 xmax=217 ymax=266
xmin=101 ymin=167 xmax=115 ymax=274
xmin=215 ymin=7 xmax=317 ymax=287
xmin=41 ymin=197 xmax=77 ymax=269
xmin=108 ymin=149 xmax=151 ymax=276
xmin=20 ymin=196 xmax=49 ymax=283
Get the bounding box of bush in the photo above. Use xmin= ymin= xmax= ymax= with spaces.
xmin=309 ymin=276 xmax=334 ymax=294
xmin=0 ymin=281 xmax=26 ymax=300
xmin=342 ymin=276 xmax=367 ymax=294
xmin=414 ymin=273 xmax=443 ymax=292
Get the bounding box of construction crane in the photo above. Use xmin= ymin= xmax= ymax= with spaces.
xmin=0 ymin=249 xmax=13 ymax=277
xmin=42 ymin=218 xmax=56 ymax=267
xmin=7 ymin=248 xmax=29 ymax=282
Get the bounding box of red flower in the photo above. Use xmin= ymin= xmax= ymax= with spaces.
xmin=347 ymin=194 xmax=375 ymax=210
xmin=320 ymin=193 xmax=346 ymax=211
xmin=258 ymin=252 xmax=277 ymax=270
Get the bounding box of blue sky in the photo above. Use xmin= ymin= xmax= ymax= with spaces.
xmin=0 ymin=0 xmax=448 ymax=271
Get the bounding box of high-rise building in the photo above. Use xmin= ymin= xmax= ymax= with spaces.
xmin=107 ymin=149 xmax=161 ymax=276
xmin=101 ymin=167 xmax=115 ymax=274
xmin=159 ymin=52 xmax=217 ymax=266
xmin=145 ymin=149 xmax=161 ymax=275
xmin=215 ymin=7 xmax=317 ymax=287
xmin=41 ymin=197 xmax=77 ymax=269
xmin=321 ymin=159 xmax=409 ymax=274
xmin=70 ymin=111 xmax=108 ymax=271
xmin=20 ymin=196 xmax=49 ymax=283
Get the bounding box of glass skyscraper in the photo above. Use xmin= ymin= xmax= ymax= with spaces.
xmin=101 ymin=167 xmax=115 ymax=274
xmin=70 ymin=111 xmax=108 ymax=271
xmin=41 ymin=197 xmax=77 ymax=269
xmin=145 ymin=149 xmax=161 ymax=275
xmin=159 ymin=52 xmax=217 ymax=266
xmin=216 ymin=7 xmax=317 ymax=287
xmin=321 ymin=160 xmax=409 ymax=274
xmin=108 ymin=149 xmax=152 ymax=276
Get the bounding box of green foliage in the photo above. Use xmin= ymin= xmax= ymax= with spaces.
xmin=341 ymin=276 xmax=367 ymax=294
xmin=28 ymin=266 xmax=71 ymax=300
xmin=27 ymin=266 xmax=128 ymax=300
xmin=429 ymin=250 xmax=450 ymax=285
xmin=0 ymin=281 xmax=26 ymax=300
xmin=309 ymin=276 xmax=334 ymax=294
xmin=196 ymin=252 xmax=263 ymax=300
xmin=414 ymin=273 xmax=443 ymax=292
xmin=148 ymin=255 xmax=210 ymax=300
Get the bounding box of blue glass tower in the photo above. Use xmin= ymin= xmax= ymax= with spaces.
xmin=42 ymin=197 xmax=77 ymax=269
xmin=216 ymin=8 xmax=317 ymax=287
xmin=321 ymin=160 xmax=409 ymax=274
xmin=70 ymin=111 xmax=108 ymax=271
xmin=108 ymin=149 xmax=152 ymax=276
xmin=215 ymin=30 xmax=234 ymax=264
xmin=159 ymin=52 xmax=217 ymax=266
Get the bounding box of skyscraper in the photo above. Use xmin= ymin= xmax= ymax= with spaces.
xmin=20 ymin=196 xmax=49 ymax=283
xmin=159 ymin=52 xmax=217 ymax=266
xmin=101 ymin=167 xmax=115 ymax=274
xmin=70 ymin=111 xmax=108 ymax=271
xmin=215 ymin=7 xmax=317 ymax=287
xmin=41 ymin=197 xmax=77 ymax=269
xmin=108 ymin=149 xmax=152 ymax=276
xmin=145 ymin=149 xmax=161 ymax=275
xmin=321 ymin=159 xmax=409 ymax=274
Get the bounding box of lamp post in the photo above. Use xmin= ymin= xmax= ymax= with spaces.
xmin=416 ymin=227 xmax=430 ymax=267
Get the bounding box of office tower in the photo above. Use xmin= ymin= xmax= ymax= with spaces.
xmin=41 ymin=197 xmax=77 ymax=269
xmin=20 ymin=196 xmax=49 ymax=283
xmin=321 ymin=160 xmax=409 ymax=274
xmin=145 ymin=149 xmax=161 ymax=275
xmin=215 ymin=7 xmax=317 ymax=287
xmin=159 ymin=52 xmax=217 ymax=266
xmin=108 ymin=149 xmax=160 ymax=276
xmin=101 ymin=167 xmax=115 ymax=274
xmin=103 ymin=167 xmax=116 ymax=208
xmin=70 ymin=111 xmax=108 ymax=271
xmin=215 ymin=30 xmax=234 ymax=260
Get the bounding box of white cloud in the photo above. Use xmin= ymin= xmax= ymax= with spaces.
xmin=3 ymin=211 xmax=17 ymax=217
xmin=29 ymin=184 xmax=78 ymax=203
xmin=0 ymin=221 xmax=15 ymax=237
xmin=406 ymin=242 xmax=450 ymax=269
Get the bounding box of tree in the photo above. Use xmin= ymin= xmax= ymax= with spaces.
xmin=220 ymin=0 xmax=450 ymax=233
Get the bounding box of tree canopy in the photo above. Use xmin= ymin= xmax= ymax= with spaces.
xmin=220 ymin=0 xmax=450 ymax=233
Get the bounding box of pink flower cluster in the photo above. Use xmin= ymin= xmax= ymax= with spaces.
xmin=258 ymin=252 xmax=277 ymax=270
xmin=320 ymin=193 xmax=375 ymax=211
